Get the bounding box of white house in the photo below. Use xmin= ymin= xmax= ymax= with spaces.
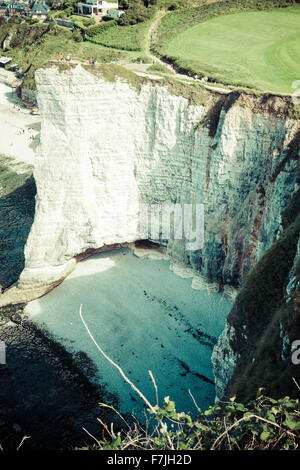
xmin=77 ymin=0 xmax=118 ymax=17
xmin=31 ymin=0 xmax=50 ymax=20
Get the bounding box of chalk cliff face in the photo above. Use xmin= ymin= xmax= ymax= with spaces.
xmin=17 ymin=65 xmax=298 ymax=295
xmin=212 ymin=189 xmax=300 ymax=402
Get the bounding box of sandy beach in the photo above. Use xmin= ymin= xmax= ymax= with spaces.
xmin=0 ymin=82 xmax=40 ymax=164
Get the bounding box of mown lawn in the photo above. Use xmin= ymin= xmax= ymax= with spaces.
xmin=163 ymin=6 xmax=300 ymax=93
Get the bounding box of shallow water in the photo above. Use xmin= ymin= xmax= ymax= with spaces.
xmin=25 ymin=247 xmax=231 ymax=420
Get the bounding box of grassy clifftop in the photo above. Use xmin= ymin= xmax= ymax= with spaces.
xmin=153 ymin=0 xmax=300 ymax=93
xmin=0 ymin=22 xmax=129 ymax=90
xmin=2 ymin=0 xmax=299 ymax=94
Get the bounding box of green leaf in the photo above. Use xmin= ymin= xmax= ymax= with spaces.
xmin=165 ymin=400 xmax=176 ymax=413
xmin=169 ymin=411 xmax=179 ymax=420
xmin=195 ymin=422 xmax=210 ymax=432
xmin=236 ymin=403 xmax=247 ymax=411
xmin=283 ymin=420 xmax=300 ymax=431
xmin=185 ymin=415 xmax=193 ymax=427
xmin=225 ymin=405 xmax=235 ymax=412
xmin=260 ymin=431 xmax=271 ymax=442
xmin=266 ymin=411 xmax=276 ymax=422
xmin=103 ymin=433 xmax=121 ymax=450
xmin=256 ymin=387 xmax=264 ymax=399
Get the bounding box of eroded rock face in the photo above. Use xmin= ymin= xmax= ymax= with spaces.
xmin=211 ymin=322 xmax=240 ymax=401
xmin=213 ymin=201 xmax=300 ymax=402
xmin=0 ymin=157 xmax=35 ymax=291
xmin=16 ymin=65 xmax=298 ymax=295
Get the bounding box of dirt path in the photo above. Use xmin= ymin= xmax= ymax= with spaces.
xmin=145 ymin=10 xmax=168 ymax=65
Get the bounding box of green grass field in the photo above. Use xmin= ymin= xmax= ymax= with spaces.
xmin=164 ymin=6 xmax=300 ymax=93
xmin=86 ymin=20 xmax=150 ymax=51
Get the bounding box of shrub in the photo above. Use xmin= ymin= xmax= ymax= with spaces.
xmin=147 ymin=62 xmax=170 ymax=73
xmin=77 ymin=391 xmax=300 ymax=450
xmin=85 ymin=20 xmax=117 ymax=37
xmin=134 ymin=54 xmax=152 ymax=63
xmin=77 ymin=307 xmax=300 ymax=451
xmin=72 ymin=29 xmax=83 ymax=42
xmin=118 ymin=0 xmax=155 ymax=25
xmin=101 ymin=15 xmax=115 ymax=21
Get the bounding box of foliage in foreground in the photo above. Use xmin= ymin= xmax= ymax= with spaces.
xmin=79 ymin=390 xmax=300 ymax=450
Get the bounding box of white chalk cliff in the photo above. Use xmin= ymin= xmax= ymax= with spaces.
xmin=1 ymin=64 xmax=299 ymax=400
xmin=16 ymin=64 xmax=298 ymax=294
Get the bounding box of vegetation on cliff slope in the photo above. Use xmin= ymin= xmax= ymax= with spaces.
xmin=225 ymin=177 xmax=300 ymax=402
xmin=85 ymin=20 xmax=151 ymax=51
xmin=0 ymin=22 xmax=130 ymax=90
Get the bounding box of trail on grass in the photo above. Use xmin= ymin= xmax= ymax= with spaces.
xmin=145 ymin=9 xmax=167 ymax=63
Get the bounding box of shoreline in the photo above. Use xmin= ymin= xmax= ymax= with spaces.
xmin=0 ymin=304 xmax=123 ymax=450
xmin=0 ymin=82 xmax=40 ymax=165
xmin=0 ymin=241 xmax=238 ymax=307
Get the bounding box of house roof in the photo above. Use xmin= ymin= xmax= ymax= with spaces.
xmin=31 ymin=0 xmax=49 ymax=14
xmin=1 ymin=1 xmax=28 ymax=7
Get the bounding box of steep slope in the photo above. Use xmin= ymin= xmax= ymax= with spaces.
xmin=212 ymin=183 xmax=300 ymax=402
xmin=0 ymin=155 xmax=35 ymax=291
xmin=0 ymin=64 xmax=298 ymax=306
